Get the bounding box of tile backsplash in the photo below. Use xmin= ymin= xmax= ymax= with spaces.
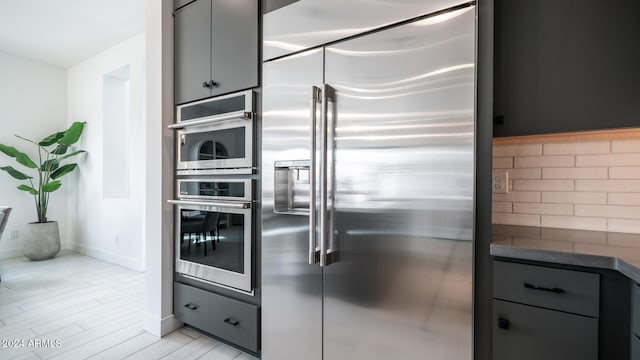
xmin=492 ymin=138 xmax=640 ymax=234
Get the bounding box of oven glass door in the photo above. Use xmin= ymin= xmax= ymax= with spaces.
xmin=175 ymin=202 xmax=252 ymax=292
xmin=177 ymin=118 xmax=252 ymax=171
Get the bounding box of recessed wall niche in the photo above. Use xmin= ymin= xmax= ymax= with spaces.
xmin=102 ymin=65 xmax=131 ymax=199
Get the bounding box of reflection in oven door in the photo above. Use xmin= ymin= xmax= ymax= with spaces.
xmin=173 ymin=201 xmax=253 ymax=293
xmin=177 ymin=119 xmax=252 ymax=171
xmin=180 ymin=210 xmax=244 ymax=273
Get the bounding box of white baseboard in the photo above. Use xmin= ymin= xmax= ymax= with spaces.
xmin=0 ymin=247 xmax=24 ymax=260
xmin=143 ymin=313 xmax=183 ymax=337
xmin=69 ymin=243 xmax=145 ymax=272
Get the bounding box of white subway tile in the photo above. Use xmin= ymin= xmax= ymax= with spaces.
xmin=607 ymin=232 xmax=640 ymax=248
xmin=491 ymin=235 xmax=513 ymax=246
xmin=576 ymin=154 xmax=640 ymax=167
xmin=543 ymin=141 xmax=610 ymax=155
xmin=542 ymin=192 xmax=607 ymax=204
xmin=541 ymin=215 xmax=607 ymax=231
xmin=612 ymin=139 xmax=640 ymax=153
xmin=513 ymin=180 xmax=574 ymax=192
xmin=607 ymin=219 xmax=640 ymax=234
xmin=492 ymin=191 xmax=541 ymax=203
xmin=493 ymin=224 xmax=541 ymax=237
xmin=492 ymin=202 xmax=512 ymax=213
xmin=575 ymin=180 xmax=640 ymax=192
xmin=515 ymin=155 xmax=574 ymax=168
xmin=574 ymin=243 xmax=640 ymax=260
xmin=608 ymin=193 xmax=640 ymax=206
xmin=506 ymin=168 xmax=541 ymax=180
xmin=513 ymin=202 xmax=573 ymax=216
xmin=542 ymin=167 xmax=607 ymax=179
xmin=609 ymin=167 xmax=640 ymax=179
xmin=575 ymin=205 xmax=640 ymax=219
xmin=492 ymin=157 xmax=514 ymax=169
xmin=493 ymin=144 xmax=542 ymax=157
xmin=492 ymin=212 xmax=540 ymax=227
xmin=512 ymin=238 xmax=573 ymax=252
xmin=541 ymin=227 xmax=606 ymax=244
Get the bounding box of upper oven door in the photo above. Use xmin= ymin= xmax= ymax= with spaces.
xmin=172 ymin=90 xmax=254 ymax=172
xmin=177 ymin=119 xmax=253 ymax=171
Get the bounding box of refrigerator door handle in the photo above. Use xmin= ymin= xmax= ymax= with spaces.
xmin=309 ymin=86 xmax=322 ymax=265
xmin=320 ymin=83 xmax=337 ymax=267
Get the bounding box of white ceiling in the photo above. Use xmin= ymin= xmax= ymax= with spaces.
xmin=0 ymin=0 xmax=145 ymax=68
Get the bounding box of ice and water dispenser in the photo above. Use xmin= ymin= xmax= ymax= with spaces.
xmin=274 ymin=160 xmax=310 ymax=215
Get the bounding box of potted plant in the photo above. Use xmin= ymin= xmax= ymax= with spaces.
xmin=0 ymin=122 xmax=86 ymax=260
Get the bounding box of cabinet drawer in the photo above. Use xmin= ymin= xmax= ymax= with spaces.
xmin=493 ymin=299 xmax=598 ymax=360
xmin=494 ymin=260 xmax=600 ymax=317
xmin=174 ymin=282 xmax=259 ymax=352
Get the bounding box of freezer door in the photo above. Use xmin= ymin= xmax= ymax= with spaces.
xmin=261 ymin=48 xmax=324 ymax=360
xmin=323 ymin=7 xmax=475 ymax=360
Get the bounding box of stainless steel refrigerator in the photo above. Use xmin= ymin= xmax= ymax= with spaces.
xmin=262 ymin=4 xmax=476 ymax=360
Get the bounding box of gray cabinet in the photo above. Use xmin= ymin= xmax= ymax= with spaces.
xmin=633 ymin=282 xmax=640 ymax=360
xmin=493 ymin=0 xmax=640 ymax=137
xmin=493 ymin=260 xmax=600 ymax=360
xmin=493 ymin=299 xmax=598 ymax=360
xmin=174 ymin=282 xmax=260 ymax=352
xmin=174 ymin=0 xmax=258 ymax=105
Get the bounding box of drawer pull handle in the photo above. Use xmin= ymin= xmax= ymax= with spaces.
xmin=524 ymin=282 xmax=565 ymax=294
xmin=224 ymin=317 xmax=240 ymax=326
xmin=497 ymin=318 xmax=510 ymax=330
xmin=184 ymin=303 xmax=199 ymax=310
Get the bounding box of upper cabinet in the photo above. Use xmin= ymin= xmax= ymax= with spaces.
xmin=493 ymin=0 xmax=640 ymax=137
xmin=174 ymin=0 xmax=258 ymax=105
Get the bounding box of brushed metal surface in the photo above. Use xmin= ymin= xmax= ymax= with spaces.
xmin=262 ymin=6 xmax=475 ymax=359
xmin=263 ymin=0 xmax=471 ymax=61
xmin=323 ymin=8 xmax=475 ymax=360
xmin=261 ymin=48 xmax=324 ymax=360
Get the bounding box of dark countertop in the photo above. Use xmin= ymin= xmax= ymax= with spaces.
xmin=490 ymin=224 xmax=640 ymax=283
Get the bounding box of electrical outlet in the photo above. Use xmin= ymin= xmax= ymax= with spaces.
xmin=493 ymin=170 xmax=509 ymax=194
xmin=10 ymin=230 xmax=19 ymax=240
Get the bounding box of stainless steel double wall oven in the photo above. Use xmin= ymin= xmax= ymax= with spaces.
xmin=170 ymin=90 xmax=256 ymax=293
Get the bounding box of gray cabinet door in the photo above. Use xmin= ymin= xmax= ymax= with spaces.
xmin=493 ymin=299 xmax=598 ymax=360
xmin=210 ymin=0 xmax=258 ymax=97
xmin=174 ymin=0 xmax=212 ymax=104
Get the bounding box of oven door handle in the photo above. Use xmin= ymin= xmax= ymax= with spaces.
xmin=168 ymin=199 xmax=251 ymax=209
xmin=168 ymin=111 xmax=252 ymax=129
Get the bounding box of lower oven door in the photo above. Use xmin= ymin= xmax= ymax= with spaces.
xmin=171 ymin=199 xmax=253 ymax=293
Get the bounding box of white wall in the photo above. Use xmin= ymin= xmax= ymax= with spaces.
xmin=144 ymin=0 xmax=181 ymax=337
xmin=0 ymin=51 xmax=68 ymax=259
xmin=67 ymin=33 xmax=146 ymax=271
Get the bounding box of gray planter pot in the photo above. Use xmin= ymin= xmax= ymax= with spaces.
xmin=24 ymin=221 xmax=61 ymax=261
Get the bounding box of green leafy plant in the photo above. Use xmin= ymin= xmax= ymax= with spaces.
xmin=0 ymin=122 xmax=86 ymax=223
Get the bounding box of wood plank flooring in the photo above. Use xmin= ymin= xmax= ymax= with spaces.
xmin=0 ymin=251 xmax=258 ymax=360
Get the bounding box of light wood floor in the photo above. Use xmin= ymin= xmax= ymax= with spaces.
xmin=0 ymin=251 xmax=258 ymax=360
